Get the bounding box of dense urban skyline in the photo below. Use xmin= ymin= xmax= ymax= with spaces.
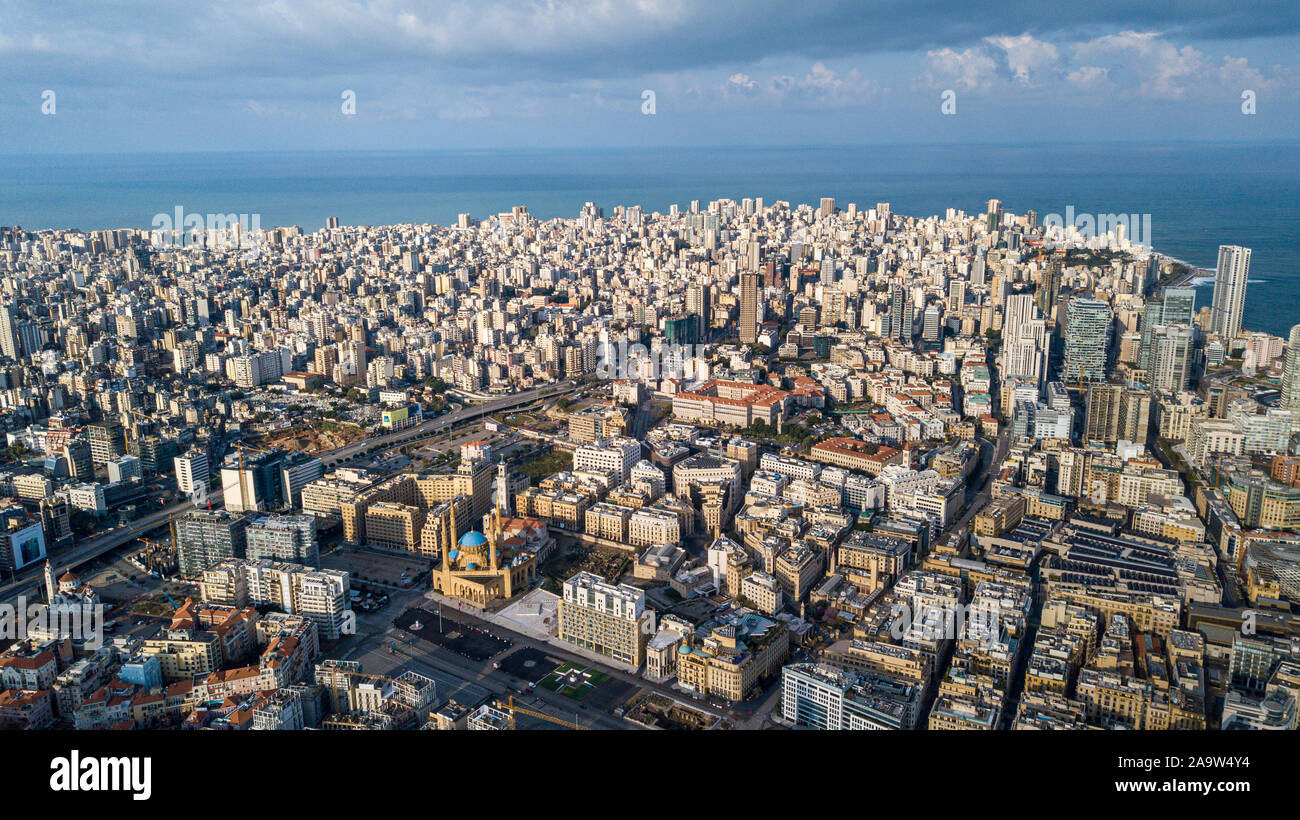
xmin=0 ymin=186 xmax=1296 ymax=739
xmin=2 ymin=17 xmax=1299 ymax=802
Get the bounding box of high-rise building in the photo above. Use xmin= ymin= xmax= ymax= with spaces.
xmin=663 ymin=314 xmax=697 ymax=346
xmin=173 ymin=509 xmax=249 ymax=579
xmin=798 ymin=306 xmax=818 ymax=333
xmin=87 ymin=422 xmax=127 ymax=466
xmin=1085 ymin=383 xmax=1151 ymax=444
xmin=281 ymin=453 xmax=326 ymax=508
xmin=0 ymin=304 xmax=20 ymax=360
xmin=1003 ymin=293 xmax=1038 ymax=347
xmin=887 ymin=285 xmax=912 ymax=343
xmin=1149 ymin=324 xmax=1196 ymax=393
xmin=1158 ymin=287 xmax=1197 ymax=325
xmin=247 ymin=515 xmax=319 ymax=567
xmin=1210 ymin=245 xmax=1251 ymax=342
xmin=1282 ymin=325 xmax=1300 ymax=410
xmin=221 ymin=448 xmax=288 ymax=513
xmin=947 ymin=280 xmax=966 ymax=315
xmin=137 ymin=435 xmax=179 ymax=476
xmin=739 ymin=271 xmax=760 ymax=344
xmin=986 ymin=199 xmax=1003 ymax=233
xmin=1062 ymin=297 xmax=1112 ymax=385
xmin=1003 ymin=338 xmax=1046 ymax=387
xmin=1118 ymin=385 xmax=1152 ymax=443
xmin=175 ymin=449 xmax=210 ymax=496
xmin=63 ymin=440 xmax=94 ymax=481
xmin=922 ymin=303 xmax=942 ymax=343
xmin=1139 ymin=287 xmax=1196 ymax=371
xmin=1037 ymin=255 xmax=1063 ymax=324
xmin=1084 ymin=383 xmax=1122 ymax=444
xmin=39 ymin=497 xmax=72 ymax=549
xmin=685 ymin=282 xmax=710 ymax=340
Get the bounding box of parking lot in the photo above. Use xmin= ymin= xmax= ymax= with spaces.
xmin=322 ymin=547 xmax=429 ymax=589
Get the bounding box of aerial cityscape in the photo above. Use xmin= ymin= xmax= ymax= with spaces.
xmin=0 ymin=3 xmax=1297 ymax=767
xmin=1 ymin=195 xmax=1297 ymax=735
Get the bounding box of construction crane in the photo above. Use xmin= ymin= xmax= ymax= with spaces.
xmin=497 ymin=695 xmax=588 ymax=731
xmin=139 ymin=537 xmax=177 ymax=576
xmin=231 ymin=441 xmax=273 ymax=513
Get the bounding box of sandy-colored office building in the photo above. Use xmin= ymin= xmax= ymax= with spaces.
xmin=558 ymin=571 xmax=654 ymax=668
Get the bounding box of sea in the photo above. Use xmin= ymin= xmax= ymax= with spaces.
xmin=1 ymin=142 xmax=1297 ymax=337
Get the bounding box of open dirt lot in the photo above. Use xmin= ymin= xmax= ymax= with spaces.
xmin=255 ymin=423 xmax=368 ymax=454
xmin=322 ymin=547 xmax=430 ymax=588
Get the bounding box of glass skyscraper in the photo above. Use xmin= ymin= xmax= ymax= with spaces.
xmin=1138 ymin=286 xmax=1196 ymax=372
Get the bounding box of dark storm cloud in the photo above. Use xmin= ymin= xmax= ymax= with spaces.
xmin=3 ymin=0 xmax=1295 ymax=83
xmin=0 ymin=1 xmax=1295 ymax=151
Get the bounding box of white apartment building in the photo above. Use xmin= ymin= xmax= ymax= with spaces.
xmin=573 ymin=437 xmax=642 ymax=483
xmin=628 ymin=507 xmax=680 ymax=547
xmin=1116 ymin=467 xmax=1182 ymax=508
xmin=107 ymin=455 xmax=142 ymax=484
xmin=910 ymin=478 xmax=964 ymax=527
xmin=1187 ymin=419 xmax=1245 ymax=467
xmin=877 ymin=466 xmax=941 ymax=508
xmin=758 ymin=452 xmax=821 ymax=481
xmin=174 ymin=449 xmax=210 ymax=495
xmin=65 ymin=483 xmax=106 ymax=514
xmin=741 ymin=570 xmax=783 ymax=615
xmin=629 ymin=459 xmax=666 ymax=497
xmin=200 ymin=558 xmax=351 ymax=640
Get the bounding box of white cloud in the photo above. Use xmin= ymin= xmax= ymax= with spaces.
xmin=691 ymin=62 xmax=880 ymax=108
xmin=921 ymin=47 xmax=999 ymax=90
xmin=726 ymin=73 xmax=758 ymax=95
xmin=986 ymin=33 xmax=1059 ymax=85
xmin=914 ymin=29 xmax=1292 ymax=104
xmin=1072 ymin=30 xmax=1205 ymax=99
xmin=1066 ymin=65 xmax=1111 ymax=91
xmin=787 ymin=62 xmax=878 ymax=104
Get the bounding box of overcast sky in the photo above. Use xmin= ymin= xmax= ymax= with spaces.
xmin=2 ymin=0 xmax=1298 ymax=153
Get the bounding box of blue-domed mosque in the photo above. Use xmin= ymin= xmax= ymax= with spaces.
xmin=431 ymin=462 xmax=539 ymax=607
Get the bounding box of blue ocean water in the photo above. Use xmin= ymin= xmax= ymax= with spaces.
xmin=1 ymin=143 xmax=1297 ymax=336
